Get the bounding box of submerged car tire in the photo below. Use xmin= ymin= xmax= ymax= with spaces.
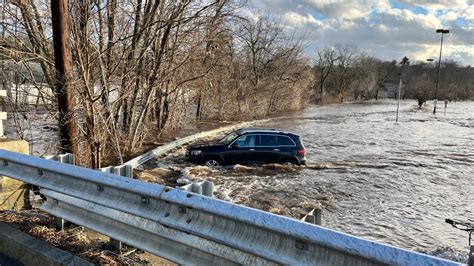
xmin=280 ymin=158 xmax=298 ymax=166
xmin=203 ymin=157 xmax=222 ymax=167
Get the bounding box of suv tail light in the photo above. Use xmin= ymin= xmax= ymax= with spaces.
xmin=298 ymin=149 xmax=306 ymax=155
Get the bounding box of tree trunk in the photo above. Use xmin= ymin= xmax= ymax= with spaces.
xmin=319 ymin=80 xmax=325 ymax=105
xmin=195 ymin=90 xmax=202 ymax=120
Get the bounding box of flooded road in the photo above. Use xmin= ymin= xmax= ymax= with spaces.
xmin=261 ymin=100 xmax=473 ymax=253
xmin=143 ymin=99 xmax=473 ymax=260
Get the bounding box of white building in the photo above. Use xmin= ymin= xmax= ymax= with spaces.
xmin=3 ymin=83 xmax=53 ymax=105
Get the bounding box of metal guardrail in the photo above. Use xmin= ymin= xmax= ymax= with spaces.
xmin=0 ymin=149 xmax=461 ymax=265
xmin=44 ymin=153 xmax=75 ymax=164
xmin=301 ymin=208 xmax=322 ymax=226
xmin=99 ymin=165 xmax=133 ymax=178
xmin=99 ymin=163 xmax=133 ymax=251
xmin=44 ymin=153 xmax=76 ymax=230
xmin=178 ymin=181 xmax=214 ymax=197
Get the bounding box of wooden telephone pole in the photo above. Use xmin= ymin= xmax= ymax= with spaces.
xmin=51 ymin=0 xmax=78 ymax=155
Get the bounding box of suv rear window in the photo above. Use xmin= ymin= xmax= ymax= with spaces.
xmin=258 ymin=134 xmax=295 ymax=146
xmin=260 ymin=135 xmax=278 ymax=146
xmin=277 ymin=136 xmax=295 ymax=146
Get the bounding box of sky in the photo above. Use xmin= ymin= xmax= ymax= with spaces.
xmin=246 ymin=0 xmax=474 ymax=66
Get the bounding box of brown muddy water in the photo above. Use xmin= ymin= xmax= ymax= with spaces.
xmin=141 ymin=100 xmax=473 ymax=261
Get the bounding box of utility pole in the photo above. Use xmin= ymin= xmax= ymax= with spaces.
xmin=396 ymin=56 xmax=409 ymax=122
xmin=51 ymin=0 xmax=77 ymax=154
xmin=396 ymin=74 xmax=402 ymax=122
xmin=433 ymin=29 xmax=449 ymax=114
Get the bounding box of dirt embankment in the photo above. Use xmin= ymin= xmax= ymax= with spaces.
xmin=0 ymin=211 xmax=168 ymax=265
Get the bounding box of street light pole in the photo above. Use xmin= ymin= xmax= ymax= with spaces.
xmin=433 ymin=29 xmax=449 ymax=114
xmin=396 ymin=56 xmax=409 ymax=122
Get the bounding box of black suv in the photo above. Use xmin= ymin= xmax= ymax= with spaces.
xmin=185 ymin=129 xmax=306 ymax=166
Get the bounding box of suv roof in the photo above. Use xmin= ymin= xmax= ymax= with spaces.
xmin=236 ymin=128 xmax=298 ymax=136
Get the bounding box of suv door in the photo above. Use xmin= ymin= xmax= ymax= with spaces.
xmin=256 ymin=134 xmax=282 ymax=163
xmin=276 ymin=135 xmax=298 ymax=160
xmin=223 ymin=134 xmax=258 ymax=164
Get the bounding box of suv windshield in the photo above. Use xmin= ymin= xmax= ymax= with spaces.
xmin=218 ymin=132 xmax=239 ymax=144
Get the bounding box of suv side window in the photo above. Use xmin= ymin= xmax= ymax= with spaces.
xmin=277 ymin=136 xmax=295 ymax=146
xmin=233 ymin=134 xmax=256 ymax=147
xmin=260 ymin=135 xmax=278 ymax=147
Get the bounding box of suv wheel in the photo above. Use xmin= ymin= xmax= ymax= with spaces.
xmin=280 ymin=158 xmax=297 ymax=166
xmin=204 ymin=157 xmax=221 ymax=167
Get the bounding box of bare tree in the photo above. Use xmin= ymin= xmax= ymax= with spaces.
xmin=406 ymin=73 xmax=435 ymax=108
xmin=327 ymin=45 xmax=360 ymax=103
xmin=313 ymin=47 xmax=336 ymax=104
xmin=1 ymin=1 xmax=314 ymax=165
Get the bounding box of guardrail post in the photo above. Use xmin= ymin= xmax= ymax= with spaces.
xmin=99 ymin=165 xmax=132 ymax=178
xmin=300 ymin=208 xmax=322 ymax=226
xmin=109 ymin=238 xmax=123 ymax=253
xmin=44 ymin=153 xmax=75 ymax=165
xmin=468 ymin=245 xmax=473 ymax=266
xmin=314 ymin=209 xmax=322 ymax=225
xmin=0 ymin=90 xmax=6 ymax=138
xmin=44 ymin=153 xmax=74 ymax=231
xmin=179 ymin=181 xmax=214 ymax=198
xmin=99 ymin=164 xmax=133 ymax=253
xmin=53 ymin=216 xmax=66 ymax=231
xmin=201 ymin=181 xmax=214 ymax=197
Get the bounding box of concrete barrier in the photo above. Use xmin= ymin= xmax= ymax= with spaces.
xmin=0 ymin=139 xmax=29 ymax=210
xmin=0 ymin=222 xmax=92 ymax=266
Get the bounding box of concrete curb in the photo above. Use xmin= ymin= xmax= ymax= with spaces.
xmin=0 ymin=222 xmax=92 ymax=266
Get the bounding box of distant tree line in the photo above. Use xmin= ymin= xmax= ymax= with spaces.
xmin=312 ymin=45 xmax=474 ymax=105
xmin=403 ymin=60 xmax=474 ymax=107
xmin=1 ymin=1 xmax=472 ymax=166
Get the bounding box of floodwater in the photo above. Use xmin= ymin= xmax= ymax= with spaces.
xmin=4 ymin=108 xmax=59 ymax=157
xmin=143 ymin=99 xmax=473 ymax=261
xmin=261 ymin=100 xmax=473 ymax=258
